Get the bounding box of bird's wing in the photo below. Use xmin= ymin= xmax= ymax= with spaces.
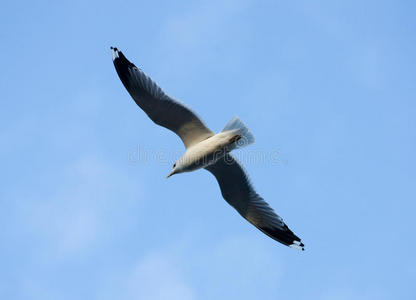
xmin=111 ymin=47 xmax=214 ymax=148
xmin=205 ymin=154 xmax=305 ymax=250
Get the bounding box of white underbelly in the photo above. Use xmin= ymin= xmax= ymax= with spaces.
xmin=179 ymin=131 xmax=236 ymax=172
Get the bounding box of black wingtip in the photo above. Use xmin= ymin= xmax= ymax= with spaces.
xmin=258 ymin=224 xmax=305 ymax=251
xmin=111 ymin=48 xmax=136 ymax=70
xmin=110 ymin=47 xmax=139 ymax=91
xmin=290 ymin=240 xmax=305 ymax=251
xmin=111 ymin=47 xmax=122 ymax=62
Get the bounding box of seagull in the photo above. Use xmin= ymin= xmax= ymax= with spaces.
xmin=111 ymin=47 xmax=305 ymax=250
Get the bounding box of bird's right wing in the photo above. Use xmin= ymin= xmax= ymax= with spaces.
xmin=111 ymin=47 xmax=214 ymax=148
xmin=205 ymin=154 xmax=305 ymax=250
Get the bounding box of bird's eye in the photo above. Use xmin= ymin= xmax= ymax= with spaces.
xmin=173 ymin=163 xmax=176 ymax=168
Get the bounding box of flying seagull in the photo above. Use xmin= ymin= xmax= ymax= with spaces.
xmin=111 ymin=47 xmax=305 ymax=250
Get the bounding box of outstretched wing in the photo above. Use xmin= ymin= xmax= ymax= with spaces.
xmin=205 ymin=154 xmax=305 ymax=250
xmin=111 ymin=47 xmax=214 ymax=148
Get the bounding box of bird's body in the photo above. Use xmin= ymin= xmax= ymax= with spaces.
xmin=111 ymin=47 xmax=305 ymax=250
xmin=171 ymin=120 xmax=251 ymax=176
xmin=174 ymin=130 xmax=238 ymax=174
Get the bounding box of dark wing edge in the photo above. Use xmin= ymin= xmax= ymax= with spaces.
xmin=205 ymin=154 xmax=305 ymax=250
xmin=110 ymin=47 xmax=213 ymax=148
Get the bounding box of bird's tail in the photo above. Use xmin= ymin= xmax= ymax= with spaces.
xmin=222 ymin=117 xmax=255 ymax=150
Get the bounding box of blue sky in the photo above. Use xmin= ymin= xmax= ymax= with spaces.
xmin=1 ymin=0 xmax=415 ymax=299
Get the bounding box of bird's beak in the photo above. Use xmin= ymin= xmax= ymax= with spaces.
xmin=166 ymin=170 xmax=175 ymax=178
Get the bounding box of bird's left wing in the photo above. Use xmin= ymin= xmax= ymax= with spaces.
xmin=205 ymin=154 xmax=305 ymax=250
xmin=111 ymin=47 xmax=214 ymax=148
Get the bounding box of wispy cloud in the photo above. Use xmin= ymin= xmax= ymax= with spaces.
xmin=155 ymin=0 xmax=253 ymax=76
xmin=125 ymin=252 xmax=195 ymax=300
xmin=161 ymin=0 xmax=251 ymax=50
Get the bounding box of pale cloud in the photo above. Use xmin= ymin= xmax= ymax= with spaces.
xmin=319 ymin=287 xmax=389 ymax=300
xmin=2 ymin=81 xmax=145 ymax=257
xmin=11 ymin=156 xmax=142 ymax=258
xmin=202 ymin=234 xmax=282 ymax=298
xmin=347 ymin=42 xmax=393 ymax=90
xmin=294 ymin=2 xmax=395 ymax=91
xmin=118 ymin=230 xmax=282 ymax=300
xmin=125 ymin=252 xmax=195 ymax=300
xmin=155 ymin=0 xmax=253 ymax=76
xmin=27 ymin=198 xmax=100 ymax=257
xmin=294 ymin=2 xmax=355 ymax=42
xmin=161 ymin=0 xmax=251 ymax=50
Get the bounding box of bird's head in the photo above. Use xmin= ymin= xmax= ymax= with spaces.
xmin=166 ymin=161 xmax=183 ymax=178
